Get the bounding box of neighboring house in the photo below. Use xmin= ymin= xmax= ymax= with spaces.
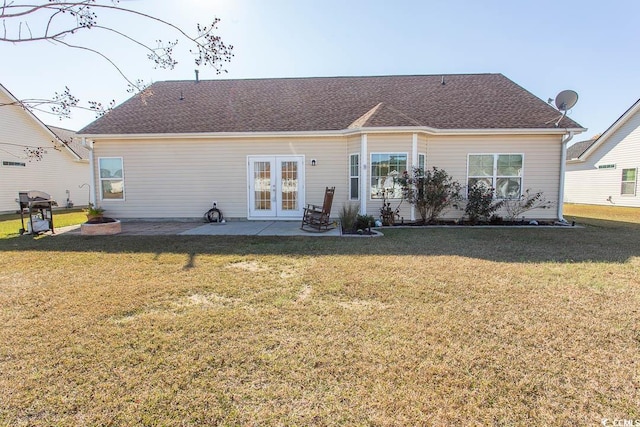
xmin=0 ymin=83 xmax=90 ymax=213
xmin=565 ymin=98 xmax=640 ymax=207
xmin=78 ymin=74 xmax=584 ymax=221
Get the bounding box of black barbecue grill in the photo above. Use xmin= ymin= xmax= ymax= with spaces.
xmin=18 ymin=191 xmax=57 ymax=235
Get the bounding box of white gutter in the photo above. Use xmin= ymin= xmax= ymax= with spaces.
xmin=82 ymin=138 xmax=96 ymax=206
xmin=77 ymin=126 xmax=586 ymax=141
xmin=360 ymin=134 xmax=368 ymax=215
xmin=411 ymin=133 xmax=418 ymax=221
xmin=557 ymin=131 xmax=575 ymax=221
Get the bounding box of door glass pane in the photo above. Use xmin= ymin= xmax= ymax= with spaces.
xmin=254 ymin=161 xmax=271 ymax=210
xmin=280 ymin=161 xmax=298 ymax=211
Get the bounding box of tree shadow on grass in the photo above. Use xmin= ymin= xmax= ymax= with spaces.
xmin=1 ymin=219 xmax=639 ymax=265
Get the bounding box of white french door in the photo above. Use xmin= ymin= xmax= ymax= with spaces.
xmin=248 ymin=156 xmax=305 ymax=218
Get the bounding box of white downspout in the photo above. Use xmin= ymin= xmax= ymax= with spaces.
xmin=411 ymin=133 xmax=418 ymax=221
xmin=360 ymin=134 xmax=368 ymax=215
xmin=557 ymin=131 xmax=574 ymax=221
xmin=82 ymin=137 xmax=96 ymax=206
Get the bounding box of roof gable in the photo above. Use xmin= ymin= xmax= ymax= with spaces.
xmin=571 ymin=98 xmax=640 ymax=162
xmin=567 ymin=138 xmax=597 ymax=160
xmin=47 ymin=125 xmax=88 ymax=160
xmin=0 ymin=83 xmax=84 ymax=160
xmin=79 ymin=74 xmax=584 ymax=135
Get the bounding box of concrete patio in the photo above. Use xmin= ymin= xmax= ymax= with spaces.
xmin=58 ymin=220 xmax=342 ymax=236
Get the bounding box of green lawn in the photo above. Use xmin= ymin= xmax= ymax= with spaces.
xmin=0 ymin=210 xmax=639 ymax=425
xmin=564 ymin=203 xmax=640 ymax=225
xmin=0 ymin=209 xmax=87 ymax=238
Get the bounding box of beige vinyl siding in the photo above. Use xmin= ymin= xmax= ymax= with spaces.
xmin=0 ymin=91 xmax=89 ymax=213
xmin=91 ymin=132 xmax=565 ymax=220
xmin=427 ymin=135 xmax=562 ymax=219
xmin=418 ymin=134 xmax=428 ymax=162
xmin=565 ymin=109 xmax=640 ymax=207
xmin=92 ymin=136 xmax=348 ymax=219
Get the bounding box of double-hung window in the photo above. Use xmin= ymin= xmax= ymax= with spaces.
xmin=349 ymin=154 xmax=359 ymax=200
xmin=418 ymin=153 xmax=426 ymax=175
xmin=621 ymin=168 xmax=637 ymax=196
xmin=468 ymin=154 xmax=523 ymax=199
xmin=99 ymin=157 xmax=125 ymax=200
xmin=371 ymin=153 xmax=407 ymax=199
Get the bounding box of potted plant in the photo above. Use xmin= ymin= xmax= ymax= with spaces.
xmin=85 ymin=203 xmax=105 ymax=221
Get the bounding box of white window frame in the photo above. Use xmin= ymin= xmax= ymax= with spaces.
xmin=621 ymin=168 xmax=637 ymax=196
xmin=370 ymin=152 xmax=408 ymax=200
xmin=349 ymin=153 xmax=360 ymax=201
xmin=98 ymin=157 xmax=125 ymax=201
xmin=467 ymin=153 xmax=524 ymax=199
xmin=418 ymin=153 xmax=426 ymax=175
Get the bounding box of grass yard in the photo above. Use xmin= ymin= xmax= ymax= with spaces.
xmin=0 ymin=209 xmax=87 ymax=238
xmin=564 ymin=203 xmax=640 ymax=225
xmin=0 ymin=212 xmax=639 ymax=425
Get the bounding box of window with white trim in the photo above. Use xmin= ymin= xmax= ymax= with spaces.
xmin=621 ymin=168 xmax=637 ymax=196
xmin=418 ymin=153 xmax=426 ymax=174
xmin=99 ymin=157 xmax=124 ymax=200
xmin=349 ymin=153 xmax=359 ymax=200
xmin=371 ymin=153 xmax=407 ymax=199
xmin=468 ymin=154 xmax=523 ymax=199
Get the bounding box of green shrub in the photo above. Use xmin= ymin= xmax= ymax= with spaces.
xmin=355 ymin=214 xmax=375 ymax=231
xmin=465 ymin=184 xmax=504 ymax=224
xmin=339 ymin=203 xmax=359 ymax=233
xmin=502 ymin=189 xmax=553 ymax=222
xmin=399 ymin=167 xmax=462 ymax=223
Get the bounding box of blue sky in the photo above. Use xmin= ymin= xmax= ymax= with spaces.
xmin=2 ymin=0 xmax=639 ymax=141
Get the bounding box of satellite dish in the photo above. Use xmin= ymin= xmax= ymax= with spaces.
xmin=555 ymin=90 xmax=578 ymax=111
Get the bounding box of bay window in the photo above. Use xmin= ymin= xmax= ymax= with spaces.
xmin=349 ymin=154 xmax=359 ymax=200
xmin=371 ymin=153 xmax=407 ymax=199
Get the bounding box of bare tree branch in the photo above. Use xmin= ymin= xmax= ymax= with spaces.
xmin=0 ymin=0 xmax=234 ymax=125
xmin=0 ymin=1 xmax=234 ymax=72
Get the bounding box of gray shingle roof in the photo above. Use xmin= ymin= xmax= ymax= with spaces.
xmin=47 ymin=125 xmax=89 ymax=159
xmin=79 ymin=74 xmax=582 ymax=135
xmin=566 ymin=138 xmax=596 ymax=160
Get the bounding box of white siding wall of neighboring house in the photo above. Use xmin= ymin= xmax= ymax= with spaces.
xmin=91 ymin=136 xmax=349 ymax=219
xmin=0 ymin=92 xmax=89 ymax=213
xmin=565 ymin=109 xmax=640 ymax=207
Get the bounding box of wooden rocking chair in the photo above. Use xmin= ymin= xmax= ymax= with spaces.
xmin=301 ymin=187 xmax=336 ymax=232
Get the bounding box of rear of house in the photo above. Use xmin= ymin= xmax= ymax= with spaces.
xmin=79 ymin=74 xmax=584 ymax=221
xmin=565 ymin=99 xmax=640 ymax=207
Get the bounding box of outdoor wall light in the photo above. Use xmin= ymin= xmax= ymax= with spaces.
xmin=311 ymin=159 xmax=317 ymax=166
